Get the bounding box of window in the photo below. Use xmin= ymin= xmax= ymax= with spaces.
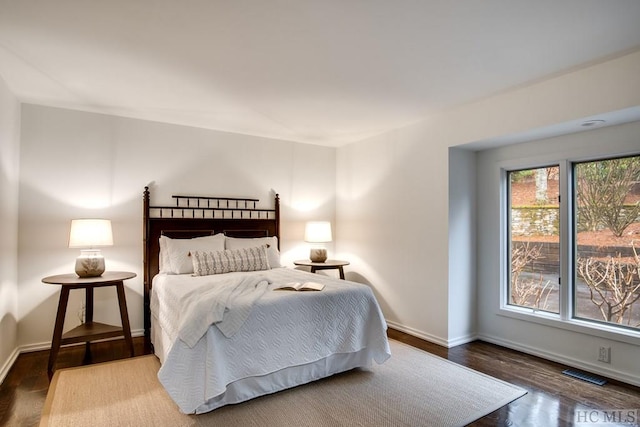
xmin=573 ymin=156 xmax=640 ymax=330
xmin=506 ymin=155 xmax=640 ymax=333
xmin=508 ymin=166 xmax=560 ymax=314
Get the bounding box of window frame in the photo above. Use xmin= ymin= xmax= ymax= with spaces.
xmin=505 ymin=164 xmax=562 ymax=315
xmin=570 ymin=154 xmax=640 ymax=332
xmin=499 ymin=155 xmax=640 ymax=346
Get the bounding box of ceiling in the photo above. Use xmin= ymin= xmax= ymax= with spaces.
xmin=1 ymin=1 xmax=640 ymax=147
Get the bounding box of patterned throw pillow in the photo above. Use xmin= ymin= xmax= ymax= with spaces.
xmin=191 ymin=245 xmax=271 ymax=276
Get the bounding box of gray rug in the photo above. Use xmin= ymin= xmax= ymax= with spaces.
xmin=41 ymin=340 xmax=526 ymax=426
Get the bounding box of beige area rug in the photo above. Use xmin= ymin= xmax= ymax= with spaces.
xmin=40 ymin=340 xmax=526 ymax=427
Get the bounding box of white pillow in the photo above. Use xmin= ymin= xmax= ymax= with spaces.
xmin=225 ymin=236 xmax=281 ymax=268
xmin=159 ymin=236 xmax=170 ymax=274
xmin=191 ymin=246 xmax=270 ymax=276
xmin=160 ymin=233 xmax=225 ymax=274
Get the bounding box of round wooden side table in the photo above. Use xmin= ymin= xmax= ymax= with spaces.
xmin=293 ymin=260 xmax=350 ymax=279
xmin=42 ymin=271 xmax=136 ymax=378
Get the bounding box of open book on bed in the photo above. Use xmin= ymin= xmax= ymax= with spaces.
xmin=274 ymin=281 xmax=325 ymax=292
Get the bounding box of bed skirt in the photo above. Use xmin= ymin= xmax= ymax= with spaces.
xmin=151 ymin=313 xmax=375 ymax=413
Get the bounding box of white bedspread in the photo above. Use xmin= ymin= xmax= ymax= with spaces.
xmin=178 ymin=274 xmax=270 ymax=346
xmin=151 ymin=268 xmax=391 ymax=414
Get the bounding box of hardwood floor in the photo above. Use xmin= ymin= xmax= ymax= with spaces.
xmin=387 ymin=329 xmax=640 ymax=426
xmin=0 ymin=337 xmax=147 ymax=427
xmin=1 ymin=331 xmax=639 ymax=426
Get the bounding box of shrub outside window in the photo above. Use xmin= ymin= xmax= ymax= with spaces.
xmin=507 ymin=155 xmax=640 ymax=333
xmin=508 ymin=166 xmax=560 ymax=314
xmin=573 ymin=156 xmax=640 ymax=330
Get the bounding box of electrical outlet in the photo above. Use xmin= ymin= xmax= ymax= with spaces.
xmin=598 ymin=346 xmax=611 ymax=363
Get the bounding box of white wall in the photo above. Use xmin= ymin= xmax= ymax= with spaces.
xmin=448 ymin=147 xmax=476 ymax=345
xmin=336 ymin=124 xmax=452 ymax=344
xmin=0 ymin=76 xmax=20 ymax=381
xmin=336 ymin=49 xmax=640 ymax=355
xmin=17 ymin=104 xmax=336 ymax=350
xmin=477 ymin=121 xmax=640 ymax=386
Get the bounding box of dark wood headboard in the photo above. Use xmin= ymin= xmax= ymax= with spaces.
xmin=142 ymin=186 xmax=280 ymax=345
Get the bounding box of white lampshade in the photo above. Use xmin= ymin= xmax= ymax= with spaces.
xmin=69 ymin=219 xmax=113 ymax=277
xmin=304 ymin=221 xmax=332 ymax=243
xmin=304 ymin=221 xmax=332 ymax=263
xmin=69 ymin=219 xmax=113 ymax=248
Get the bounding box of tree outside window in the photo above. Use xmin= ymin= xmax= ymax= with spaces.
xmin=508 ymin=166 xmax=560 ymax=314
xmin=507 ymin=155 xmax=640 ymax=332
xmin=574 ymin=156 xmax=640 ymax=329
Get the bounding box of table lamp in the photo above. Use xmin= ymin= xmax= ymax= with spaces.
xmin=304 ymin=221 xmax=332 ymax=263
xmin=68 ymin=219 xmax=113 ymax=277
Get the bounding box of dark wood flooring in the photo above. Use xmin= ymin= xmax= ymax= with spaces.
xmin=0 ymin=337 xmax=147 ymax=427
xmin=1 ymin=331 xmax=639 ymax=426
xmin=388 ymin=329 xmax=640 ymax=426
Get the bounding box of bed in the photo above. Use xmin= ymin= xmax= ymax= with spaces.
xmin=143 ymin=187 xmax=391 ymax=414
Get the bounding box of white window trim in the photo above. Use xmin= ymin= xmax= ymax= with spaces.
xmin=499 ymin=156 xmax=640 ymax=347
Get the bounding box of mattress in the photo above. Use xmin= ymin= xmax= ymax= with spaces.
xmin=150 ymin=268 xmax=391 ymax=414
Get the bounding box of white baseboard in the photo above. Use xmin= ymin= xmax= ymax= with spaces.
xmin=386 ymin=320 xmax=447 ymax=346
xmin=0 ymin=328 xmax=145 ymax=385
xmin=447 ymin=333 xmax=478 ymax=347
xmin=386 ymin=322 xmax=640 ymax=387
xmin=386 ymin=320 xmax=478 ymax=348
xmin=0 ymin=347 xmax=20 ymax=385
xmin=19 ymin=340 xmax=53 ymax=353
xmin=478 ymin=332 xmax=640 ymax=388
xmin=386 ymin=320 xmax=477 ymax=348
xmin=18 ymin=329 xmax=146 ymax=354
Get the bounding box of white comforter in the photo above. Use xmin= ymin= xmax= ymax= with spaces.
xmin=178 ymin=274 xmax=270 ymax=346
xmin=151 ymin=268 xmax=390 ymax=414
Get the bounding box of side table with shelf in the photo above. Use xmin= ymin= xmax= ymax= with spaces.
xmin=42 ymin=271 xmax=136 ymax=378
xmin=293 ymin=260 xmax=350 ymax=280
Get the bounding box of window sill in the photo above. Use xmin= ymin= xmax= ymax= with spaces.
xmin=498 ymin=306 xmax=640 ymax=346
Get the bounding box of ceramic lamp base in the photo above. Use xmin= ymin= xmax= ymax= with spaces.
xmin=75 ymin=250 xmax=105 ymax=277
xmin=309 ymin=248 xmax=327 ymax=263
